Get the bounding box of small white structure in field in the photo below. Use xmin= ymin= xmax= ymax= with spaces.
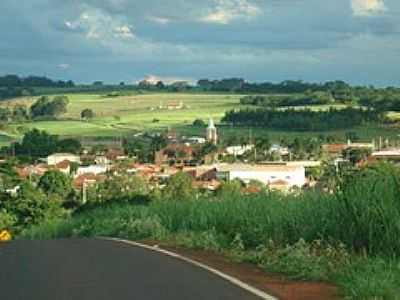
xmin=47 ymin=153 xmax=80 ymax=166
xmin=215 ymin=163 xmax=306 ymax=190
xmin=77 ymin=165 xmax=109 ymax=176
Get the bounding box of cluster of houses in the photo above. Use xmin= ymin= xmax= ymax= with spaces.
xmin=4 ymin=119 xmax=400 ymax=198
xmin=13 ymin=153 xmax=314 ymax=193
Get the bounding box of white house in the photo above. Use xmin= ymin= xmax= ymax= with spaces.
xmin=186 ymin=137 xmax=206 ymax=145
xmin=95 ymin=156 xmax=112 ymax=165
xmin=47 ymin=153 xmax=80 ymax=166
xmin=226 ymin=145 xmax=254 ymax=156
xmin=215 ymin=163 xmax=306 ymax=190
xmin=372 ymin=149 xmax=400 ymax=159
xmin=76 ymin=165 xmax=109 ymax=176
xmin=270 ymin=144 xmax=290 ymax=156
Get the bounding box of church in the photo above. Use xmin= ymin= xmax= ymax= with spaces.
xmin=206 ymin=118 xmax=218 ymax=144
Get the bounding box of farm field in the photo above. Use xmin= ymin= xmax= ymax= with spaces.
xmin=1 ymin=92 xmax=400 ymax=144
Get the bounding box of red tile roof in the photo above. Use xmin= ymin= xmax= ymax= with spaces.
xmin=55 ymin=160 xmax=70 ymax=170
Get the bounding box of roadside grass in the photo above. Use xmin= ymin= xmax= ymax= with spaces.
xmin=21 ymin=200 xmax=400 ymax=299
xmin=21 ymin=164 xmax=400 ymax=300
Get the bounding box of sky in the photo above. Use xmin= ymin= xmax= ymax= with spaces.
xmin=1 ymin=0 xmax=399 ymax=86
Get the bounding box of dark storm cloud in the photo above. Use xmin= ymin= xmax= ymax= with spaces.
xmin=0 ymin=0 xmax=399 ymax=85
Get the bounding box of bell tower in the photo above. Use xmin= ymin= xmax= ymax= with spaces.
xmin=206 ymin=118 xmax=218 ymax=144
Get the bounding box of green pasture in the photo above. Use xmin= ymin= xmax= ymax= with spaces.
xmin=1 ymin=92 xmax=400 ymax=144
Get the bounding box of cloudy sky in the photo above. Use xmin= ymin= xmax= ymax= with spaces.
xmin=1 ymin=0 xmax=399 ymax=85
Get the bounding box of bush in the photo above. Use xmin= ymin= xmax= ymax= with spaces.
xmin=0 ymin=209 xmax=16 ymax=230
xmin=192 ymin=119 xmax=206 ymax=127
xmin=217 ymin=180 xmax=243 ymax=199
xmin=38 ymin=170 xmax=73 ymax=199
xmin=81 ymin=108 xmax=95 ymax=120
xmin=163 ymin=172 xmax=194 ymax=200
xmin=4 ymin=182 xmax=67 ymax=231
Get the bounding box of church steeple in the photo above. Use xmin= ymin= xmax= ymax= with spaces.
xmin=206 ymin=118 xmax=218 ymax=144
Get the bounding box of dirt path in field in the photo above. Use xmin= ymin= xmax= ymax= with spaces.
xmin=142 ymin=241 xmax=341 ymax=300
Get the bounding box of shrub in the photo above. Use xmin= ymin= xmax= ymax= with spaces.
xmin=0 ymin=209 xmax=16 ymax=230
xmin=163 ymin=172 xmax=194 ymax=200
xmin=192 ymin=119 xmax=206 ymax=127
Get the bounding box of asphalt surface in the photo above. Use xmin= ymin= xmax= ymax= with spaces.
xmin=0 ymin=239 xmax=263 ymax=300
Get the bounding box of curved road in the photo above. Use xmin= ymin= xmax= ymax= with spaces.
xmin=0 ymin=239 xmax=264 ymax=300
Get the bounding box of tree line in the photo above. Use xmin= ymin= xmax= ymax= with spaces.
xmin=240 ymin=88 xmax=400 ymax=112
xmin=240 ymin=92 xmax=335 ymax=107
xmin=0 ymin=75 xmax=75 ymax=100
xmin=197 ymin=79 xmax=354 ymax=93
xmin=0 ymin=75 xmax=74 ymax=88
xmin=222 ymin=107 xmax=383 ymax=131
xmin=1 ymin=129 xmax=82 ymax=160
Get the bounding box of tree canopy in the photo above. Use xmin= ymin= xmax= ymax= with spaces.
xmin=30 ymin=96 xmax=69 ymax=118
xmin=38 ymin=170 xmax=73 ymax=198
xmin=10 ymin=129 xmax=81 ymax=159
xmin=163 ymin=172 xmax=194 ymax=200
xmin=81 ymin=108 xmax=95 ymax=120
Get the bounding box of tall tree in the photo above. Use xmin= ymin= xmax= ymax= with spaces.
xmin=38 ymin=170 xmax=73 ymax=199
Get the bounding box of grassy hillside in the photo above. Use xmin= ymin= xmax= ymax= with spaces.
xmin=2 ymin=92 xmax=400 ymax=144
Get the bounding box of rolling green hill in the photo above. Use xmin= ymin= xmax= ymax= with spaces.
xmin=1 ymin=92 xmax=399 ymax=145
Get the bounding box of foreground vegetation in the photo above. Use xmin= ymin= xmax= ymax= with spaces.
xmin=20 ymin=163 xmax=400 ymax=299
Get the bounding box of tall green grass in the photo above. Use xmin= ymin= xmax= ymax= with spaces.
xmin=21 ymin=163 xmax=400 ymax=298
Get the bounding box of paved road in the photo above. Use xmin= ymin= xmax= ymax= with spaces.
xmin=0 ymin=239 xmax=263 ymax=300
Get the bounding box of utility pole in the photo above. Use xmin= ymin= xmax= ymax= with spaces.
xmin=82 ymin=181 xmax=87 ymax=205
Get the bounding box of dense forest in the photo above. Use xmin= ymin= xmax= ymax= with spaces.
xmin=222 ymin=107 xmax=383 ymax=131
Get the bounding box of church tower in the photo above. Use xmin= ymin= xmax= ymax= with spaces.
xmin=206 ymin=118 xmax=218 ymax=144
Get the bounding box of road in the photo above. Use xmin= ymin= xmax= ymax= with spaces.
xmin=0 ymin=239 xmax=264 ymax=300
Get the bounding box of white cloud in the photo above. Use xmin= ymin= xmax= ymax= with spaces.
xmin=201 ymin=0 xmax=262 ymax=25
xmin=352 ymin=0 xmax=386 ymax=16
xmin=114 ymin=25 xmax=134 ymax=39
xmin=58 ymin=63 xmax=70 ymax=69
xmin=147 ymin=16 xmax=171 ymax=25
xmin=65 ymin=6 xmax=135 ymax=40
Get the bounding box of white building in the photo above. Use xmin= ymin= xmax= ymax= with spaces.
xmin=215 ymin=163 xmax=306 ymax=190
xmin=226 ymin=145 xmax=254 ymax=156
xmin=186 ymin=137 xmax=206 ymax=145
xmin=47 ymin=153 xmax=80 ymax=166
xmin=372 ymin=149 xmax=400 ymax=158
xmin=77 ymin=165 xmax=109 ymax=176
xmin=269 ymin=144 xmax=290 ymax=156
xmin=95 ymin=156 xmax=112 ymax=165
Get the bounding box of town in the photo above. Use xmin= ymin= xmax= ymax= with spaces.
xmin=1 ymin=0 xmax=400 ymax=297
xmin=1 ymin=117 xmax=399 ymax=201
